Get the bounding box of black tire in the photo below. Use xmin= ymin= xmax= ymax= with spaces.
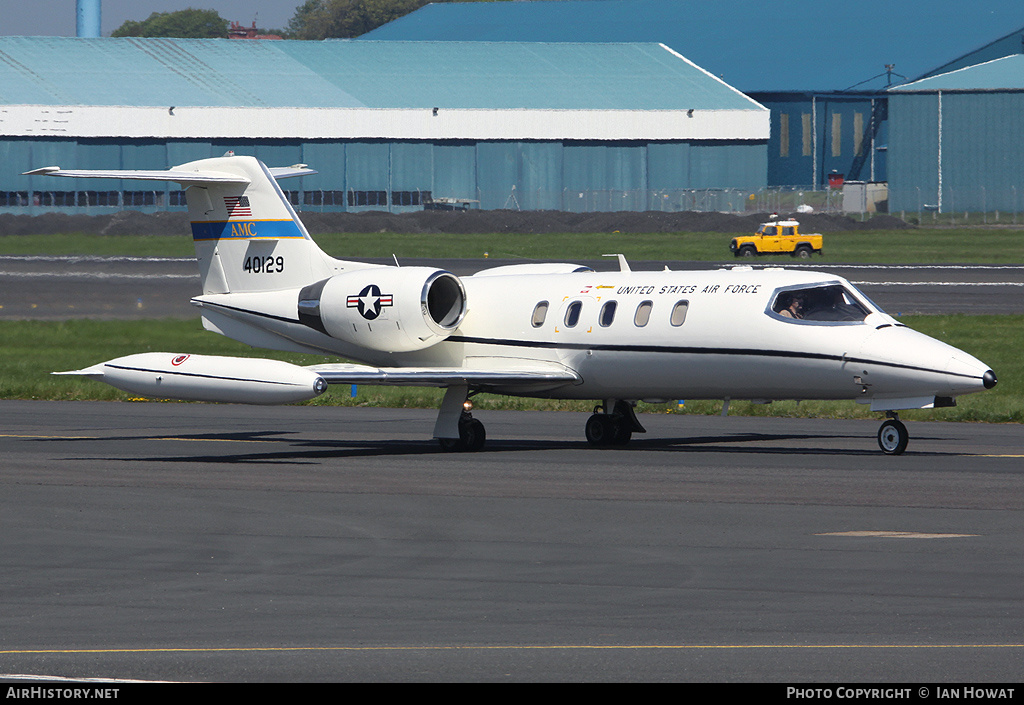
xmin=611 ymin=419 xmax=633 ymax=445
xmin=586 ymin=414 xmax=632 ymax=447
xmin=793 ymin=245 xmax=812 ymax=259
xmin=877 ymin=419 xmax=909 ymax=455
xmin=739 ymin=245 xmax=757 ymax=257
xmin=438 ymin=417 xmax=486 ymax=452
xmin=461 ymin=418 xmax=486 ymax=452
xmin=585 ymin=414 xmax=614 ymax=446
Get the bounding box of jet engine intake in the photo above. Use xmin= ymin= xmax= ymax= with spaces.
xmin=298 ymin=267 xmax=467 ymax=352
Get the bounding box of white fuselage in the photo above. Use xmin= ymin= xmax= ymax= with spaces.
xmin=197 ymin=263 xmax=992 ymax=408
xmin=443 ymin=266 xmax=988 ymax=404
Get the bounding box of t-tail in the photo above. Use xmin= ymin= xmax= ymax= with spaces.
xmin=25 ymin=155 xmax=347 ymax=294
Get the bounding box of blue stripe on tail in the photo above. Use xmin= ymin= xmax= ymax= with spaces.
xmin=191 ymin=220 xmax=306 ymax=241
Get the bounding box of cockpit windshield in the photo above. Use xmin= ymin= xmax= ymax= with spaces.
xmin=770 ymin=283 xmax=872 ymax=323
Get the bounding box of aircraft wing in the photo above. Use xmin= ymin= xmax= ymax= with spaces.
xmin=306 ymin=362 xmax=580 ymax=390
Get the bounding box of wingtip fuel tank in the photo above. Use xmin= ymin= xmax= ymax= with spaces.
xmin=55 ymin=353 xmax=328 ymax=405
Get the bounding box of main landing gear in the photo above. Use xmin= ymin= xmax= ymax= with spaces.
xmin=877 ymin=412 xmax=909 ymax=455
xmin=436 ymin=385 xmax=486 ymax=452
xmin=585 ymin=400 xmax=646 ymax=448
xmin=438 ymin=411 xmax=486 ymax=453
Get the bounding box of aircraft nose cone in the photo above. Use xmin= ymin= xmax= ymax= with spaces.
xmin=983 ymin=369 xmax=998 ymax=390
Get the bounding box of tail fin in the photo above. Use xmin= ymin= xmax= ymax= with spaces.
xmin=178 ymin=156 xmax=339 ymax=294
xmin=25 ymin=155 xmax=339 ymax=294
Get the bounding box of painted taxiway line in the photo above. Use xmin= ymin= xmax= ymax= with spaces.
xmin=2 ymin=643 xmax=1023 ymax=656
xmin=816 ymin=531 xmax=978 ymax=539
xmin=0 ymin=255 xmax=195 ymax=263
xmin=0 ymin=272 xmax=198 ymax=280
xmin=786 ymin=263 xmax=1024 ymax=271
xmin=0 ymin=673 xmax=172 ymax=683
xmin=851 ymin=280 xmax=1024 ymax=287
xmin=0 ymin=433 xmax=275 ymax=444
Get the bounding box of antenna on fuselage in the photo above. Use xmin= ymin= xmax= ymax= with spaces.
xmin=603 ymin=253 xmax=631 ymax=273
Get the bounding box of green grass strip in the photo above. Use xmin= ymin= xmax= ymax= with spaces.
xmin=2 ymin=228 xmax=1023 ymax=263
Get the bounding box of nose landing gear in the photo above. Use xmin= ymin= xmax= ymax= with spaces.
xmin=877 ymin=412 xmax=909 ymax=455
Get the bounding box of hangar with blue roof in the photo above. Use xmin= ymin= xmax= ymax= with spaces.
xmin=0 ymin=36 xmax=768 ymax=213
xmin=365 ymin=0 xmax=1024 ymax=195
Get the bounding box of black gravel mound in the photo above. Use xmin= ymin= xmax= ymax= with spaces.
xmin=0 ymin=209 xmax=910 ymax=237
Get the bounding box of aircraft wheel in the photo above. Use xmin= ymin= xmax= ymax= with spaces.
xmin=460 ymin=417 xmax=486 ymax=452
xmin=877 ymin=419 xmax=909 ymax=455
xmin=586 ymin=414 xmax=632 ymax=447
xmin=585 ymin=414 xmax=615 ymax=447
xmin=611 ymin=420 xmax=633 ymax=445
xmin=438 ymin=417 xmax=486 ymax=452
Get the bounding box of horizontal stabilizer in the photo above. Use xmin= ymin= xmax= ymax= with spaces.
xmin=24 ymin=164 xmax=316 ymax=184
xmin=24 ymin=166 xmax=250 ymax=184
xmin=267 ymin=165 xmax=318 ymax=180
xmin=307 ymin=362 xmax=580 ymax=388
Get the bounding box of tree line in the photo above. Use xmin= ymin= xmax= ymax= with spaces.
xmin=111 ymin=2 xmax=505 ymax=40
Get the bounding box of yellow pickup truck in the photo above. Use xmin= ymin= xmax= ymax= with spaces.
xmin=730 ymin=219 xmax=823 ymax=258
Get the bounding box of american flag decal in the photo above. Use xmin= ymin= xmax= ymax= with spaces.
xmin=224 ymin=195 xmax=252 ymax=218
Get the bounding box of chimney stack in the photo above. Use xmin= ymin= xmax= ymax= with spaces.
xmin=76 ymin=0 xmax=101 ymax=38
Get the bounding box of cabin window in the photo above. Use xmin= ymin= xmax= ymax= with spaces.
xmin=531 ymin=301 xmax=549 ymax=328
xmin=599 ymin=301 xmax=617 ymax=327
xmin=634 ymin=300 xmax=653 ymax=327
xmin=564 ymin=300 xmax=583 ymax=327
xmin=670 ymin=300 xmax=689 ymax=327
xmin=771 ymin=284 xmax=871 ymax=323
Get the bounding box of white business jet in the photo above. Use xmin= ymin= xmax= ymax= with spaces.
xmin=28 ymin=155 xmax=996 ymax=455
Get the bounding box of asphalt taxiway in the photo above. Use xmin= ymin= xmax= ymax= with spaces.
xmin=2 ymin=255 xmax=1023 ymax=318
xmin=2 ymin=254 xmax=1022 ymax=681
xmin=2 ymin=401 xmax=1023 ymax=682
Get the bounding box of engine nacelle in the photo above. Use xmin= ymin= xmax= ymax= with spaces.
xmin=297 ymin=267 xmax=467 ymax=352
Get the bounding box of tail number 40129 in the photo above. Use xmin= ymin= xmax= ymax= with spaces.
xmin=244 ymin=256 xmax=284 ymax=274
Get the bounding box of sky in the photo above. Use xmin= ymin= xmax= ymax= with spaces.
xmin=0 ymin=0 xmax=302 ymax=36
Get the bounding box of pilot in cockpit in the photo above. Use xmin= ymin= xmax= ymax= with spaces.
xmin=777 ymin=292 xmax=804 ymax=319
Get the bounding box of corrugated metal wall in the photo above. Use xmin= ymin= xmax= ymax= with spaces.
xmin=889 ymin=91 xmax=1024 ymax=213
xmin=3 ymin=137 xmax=767 ymax=214
xmin=753 ymin=94 xmax=888 ymax=188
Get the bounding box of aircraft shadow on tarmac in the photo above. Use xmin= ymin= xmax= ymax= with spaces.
xmin=45 ymin=429 xmax=956 ymax=465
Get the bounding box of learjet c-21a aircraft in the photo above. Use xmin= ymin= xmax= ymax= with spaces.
xmin=28 ymin=155 xmax=997 ymax=455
